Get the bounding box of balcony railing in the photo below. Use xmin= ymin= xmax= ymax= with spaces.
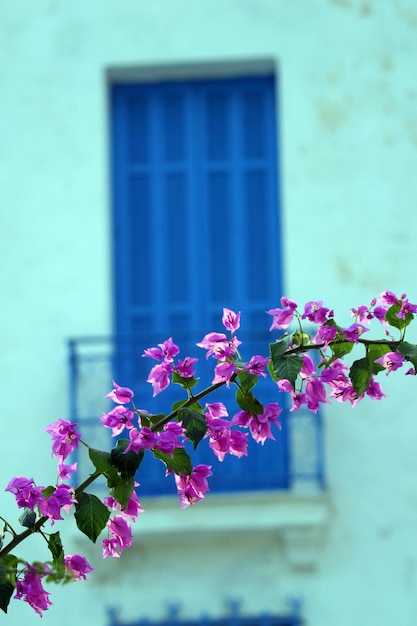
xmin=68 ymin=332 xmax=325 ymax=496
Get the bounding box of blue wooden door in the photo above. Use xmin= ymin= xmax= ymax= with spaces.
xmin=110 ymin=75 xmax=288 ymax=494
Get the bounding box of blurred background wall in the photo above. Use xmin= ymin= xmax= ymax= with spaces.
xmin=1 ymin=1 xmax=417 ymax=625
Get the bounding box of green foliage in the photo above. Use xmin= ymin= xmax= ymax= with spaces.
xmin=236 ymin=370 xmax=258 ymax=392
xmin=268 ymin=347 xmax=303 ymax=388
xmin=385 ymin=303 xmax=413 ymax=330
xmin=0 ymin=554 xmax=17 ymax=614
xmin=46 ymin=532 xmax=65 ymax=581
xmin=18 ymin=508 xmax=36 ymax=529
xmin=172 ymin=371 xmax=199 ymax=389
xmin=110 ymin=439 xmax=144 ymax=480
xmin=235 ymin=387 xmax=263 ymax=415
xmin=178 ymin=407 xmax=207 ymax=449
xmin=74 ymin=493 xmax=110 ymax=543
xmin=89 ymin=446 xmax=138 ymax=509
xmin=398 ymin=341 xmax=417 ymax=370
xmin=349 ymin=358 xmax=372 ymax=397
xmin=367 ymin=343 xmax=392 ymax=374
xmin=152 ymin=447 xmax=192 ymax=475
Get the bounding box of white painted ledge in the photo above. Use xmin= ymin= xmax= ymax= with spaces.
xmin=137 ymin=490 xmax=331 ymax=568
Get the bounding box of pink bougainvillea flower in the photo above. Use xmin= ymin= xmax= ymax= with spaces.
xmin=205 ymin=402 xmax=229 ymax=419
xmin=102 ymin=537 xmax=121 ymax=558
xmin=64 ymin=554 xmax=94 ymax=581
xmin=174 ymin=464 xmax=212 ymax=508
xmin=57 ymin=461 xmax=77 ymax=481
xmin=45 ymin=419 xmax=81 ymax=460
xmin=375 ymin=352 xmax=405 ymax=374
xmin=351 ymin=304 xmax=374 ymax=323
xmin=222 ymin=308 xmax=241 ymax=333
xmin=5 ymin=476 xmax=44 ymax=510
xmin=156 ymin=422 xmax=185 ymax=456
xmin=301 ymin=301 xmax=332 ymax=324
xmin=379 ymin=290 xmax=400 ymax=306
xmin=122 ymin=490 xmax=145 ymax=522
xmin=397 ymin=298 xmax=417 ymax=319
xmin=105 ymin=381 xmax=134 ymax=404
xmin=100 ymin=405 xmax=135 ymax=436
xmin=299 ymin=354 xmax=316 ymax=379
xmin=107 ymin=515 xmax=133 ymax=550
xmin=305 ymin=378 xmax=329 ymax=413
xmin=147 ymin=361 xmax=173 ymax=395
xmin=243 ymin=355 xmax=270 ymax=377
xmin=267 ymin=297 xmax=298 ymax=330
xmin=125 ymin=426 xmax=158 ymax=454
xmin=197 ymin=332 xmax=240 ymax=359
xmin=175 ymin=356 xmax=198 ymax=378
xmin=366 ymin=377 xmax=386 ymax=400
xmin=212 ymin=360 xmax=236 ymax=387
xmin=327 ymin=373 xmax=362 ymax=406
xmin=15 ymin=563 xmax=52 ymax=616
xmin=104 ymin=491 xmax=145 ymax=522
xmin=39 ymin=484 xmax=77 ymax=523
xmin=231 ymin=403 xmax=282 ymax=445
xmin=143 ymin=338 xmax=180 ymax=362
xmin=313 ymin=323 xmax=338 ymax=346
xmin=277 ymin=379 xmax=306 ymax=411
xmin=205 ymin=416 xmax=248 ymax=462
xmin=342 ymin=323 xmax=369 ymax=343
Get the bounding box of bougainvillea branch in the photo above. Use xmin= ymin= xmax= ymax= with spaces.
xmin=1 ymin=290 xmax=416 ymax=617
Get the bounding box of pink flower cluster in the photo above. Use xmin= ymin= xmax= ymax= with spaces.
xmin=142 ymin=338 xmax=198 ymax=396
xmin=102 ymin=490 xmax=144 ymax=559
xmin=267 ymin=291 xmax=417 ymax=412
xmin=6 ymin=419 xmax=81 ymax=525
xmin=5 ymin=291 xmax=417 ymax=618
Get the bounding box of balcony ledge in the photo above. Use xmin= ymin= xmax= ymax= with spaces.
xmin=137 ymin=490 xmax=331 ymax=568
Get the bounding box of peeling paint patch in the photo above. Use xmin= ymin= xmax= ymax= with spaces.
xmin=405 ymin=118 xmax=417 ymax=148
xmin=316 ymin=99 xmax=349 ymax=132
xmin=334 ymin=256 xmax=354 ymax=284
xmin=359 ymin=2 xmax=374 ymax=17
xmin=329 ymin=0 xmax=352 ymax=8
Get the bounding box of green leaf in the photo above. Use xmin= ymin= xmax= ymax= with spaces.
xmin=89 ymin=448 xmax=116 ymax=477
xmin=142 ymin=413 xmax=166 ymax=431
xmin=153 ymin=447 xmax=192 ymax=475
xmin=237 ymin=370 xmax=258 ymax=392
xmin=178 ymin=407 xmax=207 ymax=449
xmin=328 ymin=340 xmax=354 ymax=364
xmin=110 ymin=439 xmax=144 ymax=480
xmin=42 ymin=485 xmax=56 ymax=499
xmin=89 ymin=446 xmax=135 ymax=508
xmin=235 ymin=388 xmax=263 ymax=415
xmin=0 ymin=555 xmax=17 ymax=614
xmin=349 ymin=357 xmax=371 ymax=397
xmin=385 ymin=303 xmax=413 ymax=330
xmin=74 ymin=492 xmax=110 ymax=543
xmin=398 ymin=341 xmax=417 ymax=370
xmin=367 ymin=343 xmax=392 ymax=374
xmin=269 ymin=353 xmax=303 ymax=387
xmin=18 ymin=508 xmax=36 ymax=528
xmin=109 ymin=476 xmax=135 ymax=510
xmin=47 ymin=532 xmax=65 ymax=580
xmin=269 ymin=333 xmax=294 ymax=359
xmin=172 ymin=371 xmax=200 ymax=389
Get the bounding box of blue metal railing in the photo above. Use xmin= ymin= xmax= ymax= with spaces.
xmin=107 ymin=599 xmax=303 ymax=626
xmin=68 ymin=332 xmax=325 ymax=495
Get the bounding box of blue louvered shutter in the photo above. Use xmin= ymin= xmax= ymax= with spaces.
xmin=111 ymin=75 xmax=288 ymax=494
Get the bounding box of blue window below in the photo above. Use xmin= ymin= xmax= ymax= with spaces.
xmin=67 ymin=73 xmax=325 ymax=496
xmin=106 ymin=600 xmax=304 ymax=626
